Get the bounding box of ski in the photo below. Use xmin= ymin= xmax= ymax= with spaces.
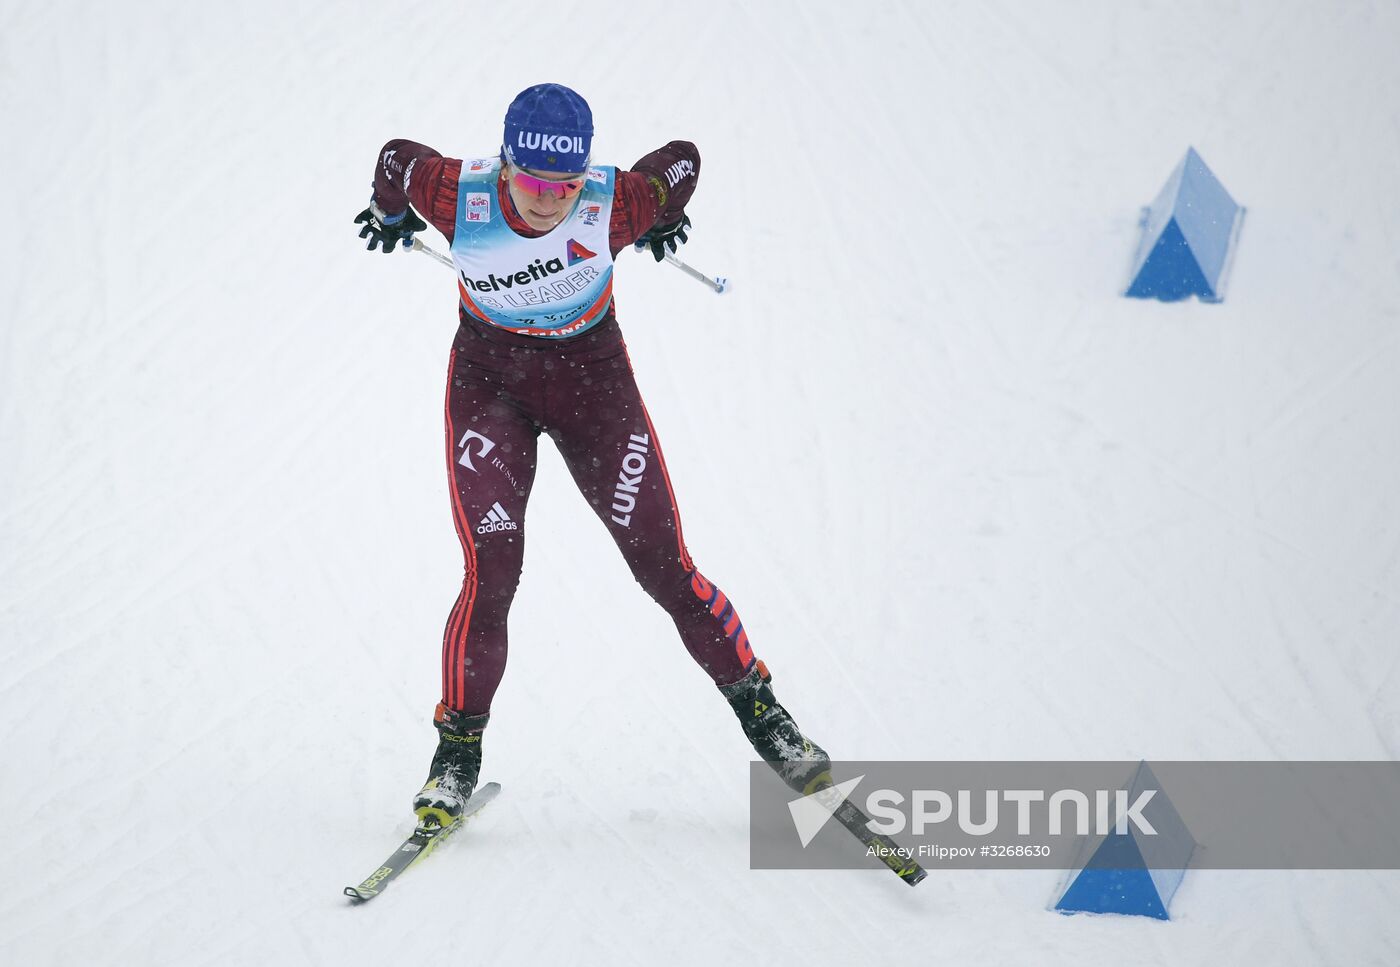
xmin=344 ymin=781 xmax=502 ymax=903
xmin=809 ymin=779 xmax=927 ymax=887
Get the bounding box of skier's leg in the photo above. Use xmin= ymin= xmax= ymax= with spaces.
xmin=548 ymin=337 xmax=830 ymax=792
xmin=440 ymin=371 xmax=539 ymax=718
xmin=418 ymin=336 xmax=541 ymax=823
xmin=547 ymin=353 xmax=753 ymax=685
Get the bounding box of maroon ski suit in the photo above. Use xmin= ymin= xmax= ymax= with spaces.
xmin=372 ymin=140 xmax=757 ymax=716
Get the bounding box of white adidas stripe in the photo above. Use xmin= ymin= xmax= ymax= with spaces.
xmin=480 ymin=502 xmax=513 ymax=526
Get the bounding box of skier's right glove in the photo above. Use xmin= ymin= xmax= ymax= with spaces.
xmin=354 ymin=200 xmax=427 ymax=253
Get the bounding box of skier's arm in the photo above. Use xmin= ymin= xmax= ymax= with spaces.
xmin=371 ymin=139 xmax=462 ymax=242
xmin=610 ymin=141 xmax=701 ymax=254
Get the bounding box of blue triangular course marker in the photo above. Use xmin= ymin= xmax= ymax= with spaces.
xmin=1055 ymin=833 xmax=1171 ymax=919
xmin=1125 ymin=148 xmax=1244 ymax=303
xmin=1053 ymin=761 xmax=1197 ymax=920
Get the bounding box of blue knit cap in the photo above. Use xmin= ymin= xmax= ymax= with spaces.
xmin=502 ymin=83 xmax=593 ymax=173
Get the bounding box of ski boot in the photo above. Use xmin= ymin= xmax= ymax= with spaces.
xmin=719 ymin=660 xmax=832 ymax=795
xmin=413 ymin=704 xmax=488 ymax=828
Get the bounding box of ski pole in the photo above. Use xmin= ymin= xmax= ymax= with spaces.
xmin=410 ymin=237 xmax=455 ymax=269
xmin=661 ymin=250 xmax=728 ymax=294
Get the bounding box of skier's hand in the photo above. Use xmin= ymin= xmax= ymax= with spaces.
xmin=354 ymin=200 xmax=428 ymax=253
xmin=635 ymin=214 xmax=691 ymax=262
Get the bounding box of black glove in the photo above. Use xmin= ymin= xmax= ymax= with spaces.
xmin=354 ymin=200 xmax=428 ymax=253
xmin=635 ymin=214 xmax=691 ymax=262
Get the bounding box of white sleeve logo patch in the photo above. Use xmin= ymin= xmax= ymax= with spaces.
xmin=464 ymin=193 xmax=491 ymax=223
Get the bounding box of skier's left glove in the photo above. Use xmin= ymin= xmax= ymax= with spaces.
xmin=635 ymin=214 xmax=691 ymax=262
xmin=354 ymin=200 xmax=428 ymax=253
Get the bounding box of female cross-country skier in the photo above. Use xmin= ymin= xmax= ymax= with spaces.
xmin=354 ymin=83 xmax=831 ymax=827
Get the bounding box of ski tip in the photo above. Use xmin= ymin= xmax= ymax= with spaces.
xmin=902 ymin=866 xmax=928 ymax=887
xmin=344 ymin=886 xmax=374 ymax=902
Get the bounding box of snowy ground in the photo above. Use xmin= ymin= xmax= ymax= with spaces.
xmin=3 ymin=1 xmax=1399 ymax=964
